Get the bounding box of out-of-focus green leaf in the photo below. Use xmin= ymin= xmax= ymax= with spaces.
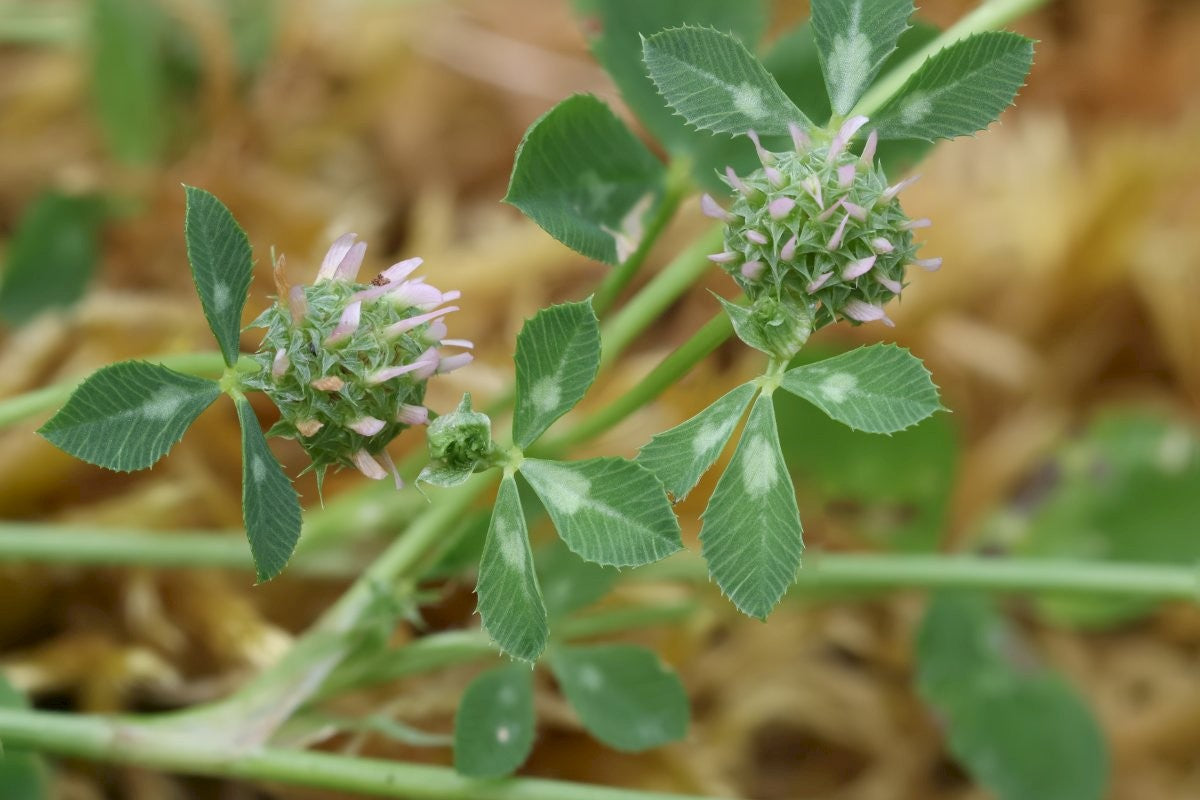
xmin=1016 ymin=412 xmax=1200 ymax=628
xmin=549 ymin=644 xmax=688 ymax=752
xmin=917 ymin=592 xmax=1108 ymax=800
xmin=505 ymin=95 xmax=665 ymax=266
xmin=0 ymin=191 xmax=105 ymax=325
xmin=536 ymin=539 xmax=618 ymax=619
xmin=453 ymin=663 xmax=536 ymax=778
xmin=91 ymin=0 xmax=166 ymax=163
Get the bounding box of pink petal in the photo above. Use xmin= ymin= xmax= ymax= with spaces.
xmin=440 ymin=338 xmax=474 ymax=349
xmin=368 ymin=362 xmax=423 ymax=385
xmin=296 ymin=419 xmax=324 ymax=437
xmin=352 ymin=450 xmax=388 ymax=481
xmin=842 ymin=254 xmax=877 ymax=280
xmin=876 ymin=274 xmax=903 ymax=294
xmin=350 ymin=416 xmax=386 ymax=436
xmin=441 ymin=290 xmax=462 ymax=303
xmin=910 ymin=257 xmax=943 ymax=271
xmin=842 ymin=299 xmax=889 ymax=324
xmin=332 ymin=241 xmax=367 ymax=283
xmin=413 ymin=347 xmax=441 ymax=379
xmin=708 ymin=251 xmax=738 ymax=264
xmin=701 ymin=193 xmax=734 ymax=221
xmin=384 ymin=306 xmax=458 ymax=339
xmin=316 ymin=233 xmax=358 ymax=282
xmin=746 ymin=129 xmax=774 ymax=166
xmin=437 ymin=352 xmax=474 ymax=374
xmin=725 ymin=166 xmax=749 ymax=195
xmin=826 ymin=214 xmax=850 ymax=250
xmin=818 ymin=199 xmax=844 ymax=222
xmin=881 ymin=174 xmax=920 ymax=203
xmin=765 ymin=166 xmax=784 ymax=187
xmin=740 ymin=260 xmax=765 ymax=280
xmin=901 ymin=218 xmax=932 ymax=230
xmin=780 ymin=234 xmax=799 ymax=261
xmin=789 ymin=121 xmax=810 ymax=152
xmin=859 ymin=130 xmax=878 ymax=168
xmin=807 ymin=271 xmax=833 ymax=293
xmin=288 ymin=286 xmax=308 ymax=325
xmin=870 ymin=237 xmax=894 ymax=254
xmin=325 ymin=301 xmax=362 ymax=346
xmin=389 ymin=281 xmax=445 ymax=310
xmin=746 ymin=230 xmax=768 ymax=245
xmin=425 ymin=319 xmax=448 ymax=342
xmin=381 ymin=257 xmax=423 ymax=283
xmin=271 ymin=348 xmax=289 ymax=378
xmin=768 ymin=197 xmax=796 ymax=220
xmin=378 ymin=449 xmax=403 ymax=490
xmin=842 ymin=201 xmax=868 ymax=221
xmin=397 ymin=404 xmax=429 ymax=426
xmin=837 ymin=163 xmax=856 ymax=188
xmin=828 ymin=115 xmax=869 ymax=162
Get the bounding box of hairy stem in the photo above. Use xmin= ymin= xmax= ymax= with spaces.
xmin=850 ymin=0 xmax=1048 ymax=120
xmin=591 ymin=159 xmax=692 ymax=317
xmin=0 ymin=707 xmax=733 ymax=800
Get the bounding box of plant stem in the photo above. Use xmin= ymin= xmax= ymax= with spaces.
xmin=0 ymin=351 xmax=233 ymax=428
xmin=0 ymin=707 xmax=733 ymax=800
xmin=546 ymin=311 xmax=733 ymax=450
xmin=850 ymin=0 xmax=1049 ymax=120
xmin=640 ymin=552 xmax=1200 ymax=601
xmin=600 ymin=225 xmax=724 ymax=367
xmin=591 ymin=159 xmax=692 ymax=317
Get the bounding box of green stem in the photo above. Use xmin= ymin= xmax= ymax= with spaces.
xmin=591 ymin=159 xmax=692 ymax=317
xmin=640 ymin=552 xmax=1200 ymax=601
xmin=546 ymin=311 xmax=733 ymax=450
xmin=600 ymin=225 xmax=724 ymax=367
xmin=0 ymin=351 xmax=235 ymax=428
xmin=850 ymin=0 xmax=1048 ymax=120
xmin=0 ymin=707 xmax=733 ymax=800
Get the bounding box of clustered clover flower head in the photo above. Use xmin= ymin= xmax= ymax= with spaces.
xmin=245 ymin=234 xmax=474 ymax=486
xmin=705 ymin=116 xmax=942 ymax=360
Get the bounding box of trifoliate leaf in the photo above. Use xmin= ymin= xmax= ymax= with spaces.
xmin=811 ymin=0 xmax=914 ymax=115
xmin=505 ymin=95 xmax=665 ymax=266
xmin=636 ymin=382 xmax=756 ymax=502
xmin=549 ymin=644 xmax=688 ymax=752
xmin=183 ymin=185 xmax=254 ymax=367
xmin=700 ymin=394 xmax=802 ymax=619
xmin=0 ymin=191 xmax=105 ymax=325
xmin=779 ymin=344 xmax=941 ymax=434
xmin=512 ymin=300 xmax=601 ymax=449
xmin=520 ymin=458 xmax=682 ymax=567
xmin=91 ymin=0 xmax=166 ymax=164
xmin=871 ymin=31 xmax=1034 ymax=141
xmin=477 ymin=475 xmax=547 ymax=662
xmin=536 ymin=539 xmax=618 ymax=619
xmin=642 ymin=26 xmax=810 ymax=137
xmin=453 ymin=663 xmax=536 ymax=778
xmin=917 ymin=592 xmax=1108 ymax=800
xmin=38 ymin=361 xmax=220 ymax=472
xmin=235 ymin=396 xmax=301 ymax=582
xmin=583 ymin=0 xmax=767 ymax=153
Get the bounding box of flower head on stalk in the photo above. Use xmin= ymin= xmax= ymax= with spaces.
xmin=703 ymin=117 xmax=940 ymax=359
xmin=245 ymin=234 xmax=472 ymax=487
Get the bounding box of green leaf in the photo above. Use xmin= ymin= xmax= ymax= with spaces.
xmin=505 ymin=95 xmax=665 ymax=266
xmin=520 ymin=458 xmax=682 ymax=567
xmin=871 ymin=31 xmax=1034 ymax=141
xmin=637 ymin=382 xmax=756 ymax=502
xmin=235 ymin=396 xmax=301 ymax=582
xmin=700 ymin=394 xmax=802 ymax=619
xmin=0 ymin=676 xmax=49 ymax=799
xmin=1016 ymin=412 xmax=1200 ymax=628
xmin=512 ymin=300 xmax=601 ymax=449
xmin=583 ymin=0 xmax=767 ymax=152
xmin=917 ymin=593 xmax=1108 ymax=800
xmin=0 ymin=191 xmax=105 ymax=325
xmin=477 ymin=475 xmax=547 ymax=662
xmin=642 ymin=26 xmax=810 ymax=137
xmin=549 ymin=644 xmax=688 ymax=752
xmin=776 ymin=350 xmax=958 ymax=553
xmin=38 ymin=361 xmax=220 ymax=472
xmin=536 ymin=539 xmax=618 ymax=619
xmin=811 ymin=0 xmax=914 ymax=115
xmin=453 ymin=663 xmax=536 ymax=778
xmin=91 ymin=0 xmax=167 ymax=163
xmin=183 ymin=186 xmax=254 ymax=367
xmin=779 ymin=344 xmax=941 ymax=434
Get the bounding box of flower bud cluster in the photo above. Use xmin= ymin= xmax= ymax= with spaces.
xmin=245 ymin=234 xmax=473 ymax=484
xmin=706 ymin=117 xmax=941 ymax=357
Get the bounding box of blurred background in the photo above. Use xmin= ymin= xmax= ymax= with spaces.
xmin=0 ymin=0 xmax=1198 ymax=797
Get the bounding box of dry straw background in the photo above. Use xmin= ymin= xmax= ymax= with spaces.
xmin=0 ymin=0 xmax=1198 ymax=797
